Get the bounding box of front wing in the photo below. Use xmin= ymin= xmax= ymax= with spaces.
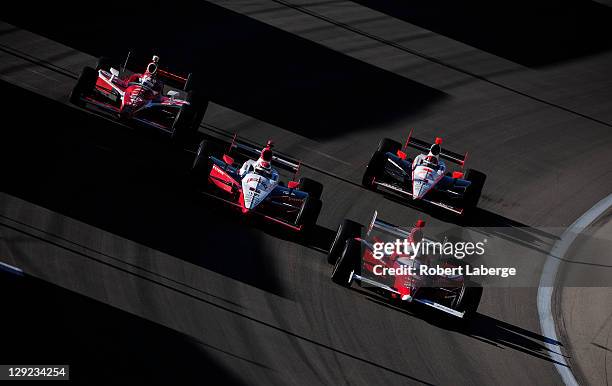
xmin=373 ymin=179 xmax=464 ymax=215
xmin=375 ymin=152 xmax=468 ymax=215
xmin=199 ymin=190 xmax=305 ymax=231
xmin=351 ymin=273 xmax=465 ymax=318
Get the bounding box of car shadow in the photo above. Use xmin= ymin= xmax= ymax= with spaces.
xmin=2 ymin=0 xmax=446 ymax=140
xmin=258 ymin=222 xmax=337 ymax=256
xmin=352 ymin=287 xmax=568 ymax=366
xmin=353 ymin=0 xmax=612 ymax=67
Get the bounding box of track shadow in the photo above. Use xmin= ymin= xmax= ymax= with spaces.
xmin=0 ymin=271 xmax=250 ymax=385
xmin=0 ymin=79 xmax=285 ymax=296
xmin=260 ymin=222 xmax=337 ymax=256
xmin=353 ymin=288 xmax=567 ymax=366
xmin=2 ymin=0 xmax=445 ymax=140
xmin=353 ymin=0 xmax=612 ymax=67
xmin=382 ymin=193 xmax=559 ymax=257
xmin=188 ymin=186 xmax=337 ymax=256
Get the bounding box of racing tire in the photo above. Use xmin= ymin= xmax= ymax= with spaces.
xmin=377 ymin=138 xmax=402 ymax=154
xmin=362 ymin=150 xmax=385 ymax=189
xmin=69 ymin=66 xmax=97 ymax=107
xmin=118 ymin=105 xmax=134 ymax=122
xmin=191 ymin=140 xmax=213 ymax=187
xmin=362 ymin=138 xmax=401 ymax=188
xmin=298 ymin=197 xmax=322 ymax=232
xmin=454 ymin=281 xmax=483 ymax=318
xmin=463 ymin=169 xmax=487 ymax=209
xmin=298 ymin=177 xmax=323 ymax=200
xmin=327 ymin=219 xmax=363 ymax=264
xmin=331 ymin=239 xmax=361 ymax=287
xmin=172 ymin=91 xmax=207 ymax=144
xmin=171 ymin=105 xmax=197 ymax=143
xmin=184 ymin=73 xmax=196 ymax=92
xmin=96 ymin=56 xmax=113 ymax=71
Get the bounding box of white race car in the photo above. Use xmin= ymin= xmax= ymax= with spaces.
xmin=362 ymin=130 xmax=486 ymax=216
xmin=191 ymin=137 xmax=323 ymax=233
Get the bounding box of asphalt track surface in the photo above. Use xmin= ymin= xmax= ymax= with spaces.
xmin=1 ymin=1 xmax=612 ymax=385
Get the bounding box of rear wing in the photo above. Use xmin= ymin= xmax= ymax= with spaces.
xmin=367 ymin=210 xmax=435 ymax=243
xmin=404 ymin=129 xmax=467 ymax=166
xmin=367 ymin=210 xmax=436 ymax=244
xmin=226 ymin=134 xmax=301 ymax=173
xmin=122 ymin=51 xmax=192 ymax=90
xmin=368 ymin=211 xmax=411 ymax=239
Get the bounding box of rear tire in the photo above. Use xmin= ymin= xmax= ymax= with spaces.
xmin=171 ymin=91 xmax=207 ymax=144
xmin=184 ymin=73 xmax=197 ymax=92
xmin=298 ymin=177 xmax=323 ymax=200
xmin=362 ymin=151 xmax=385 ymax=189
xmin=363 ymin=138 xmax=402 ymax=188
xmin=69 ymin=66 xmax=97 ymax=107
xmin=96 ymin=56 xmax=113 ymax=71
xmin=327 ymin=219 xmax=363 ymax=264
xmin=191 ymin=140 xmax=213 ymax=187
xmin=331 ymin=239 xmax=361 ymax=287
xmin=377 ymin=138 xmax=402 ymax=154
xmin=463 ymin=169 xmax=487 ymax=209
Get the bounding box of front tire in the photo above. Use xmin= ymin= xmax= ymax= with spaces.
xmin=327 ymin=219 xmax=363 ymax=264
xmin=331 ymin=239 xmax=361 ymax=287
xmin=377 ymin=138 xmax=401 ymax=154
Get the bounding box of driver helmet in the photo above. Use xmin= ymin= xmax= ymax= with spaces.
xmin=142 ymin=55 xmax=159 ymax=85
xmin=255 ymin=141 xmax=273 ymax=174
xmin=410 ymin=219 xmax=425 ymax=243
xmin=425 ymin=142 xmax=441 ymax=165
xmin=146 ymin=56 xmax=159 ymax=74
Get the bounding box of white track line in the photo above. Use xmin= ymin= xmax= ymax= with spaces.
xmin=0 ymin=260 xmax=23 ymax=275
xmin=537 ymin=193 xmax=612 ymax=386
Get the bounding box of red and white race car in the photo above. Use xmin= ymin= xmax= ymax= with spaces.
xmin=191 ymin=136 xmax=324 ymax=234
xmin=362 ymin=130 xmax=486 ymax=216
xmin=70 ymin=53 xmax=207 ymax=142
xmin=328 ymin=211 xmax=482 ymax=319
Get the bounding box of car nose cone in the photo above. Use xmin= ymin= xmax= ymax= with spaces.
xmin=413 ymin=181 xmax=426 ymax=199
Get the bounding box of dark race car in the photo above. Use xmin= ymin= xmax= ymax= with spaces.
xmin=362 ymin=130 xmax=486 ymax=216
xmin=69 ymin=53 xmax=207 ymax=143
xmin=191 ymin=136 xmax=323 ymax=233
xmin=328 ymin=211 xmax=482 ymax=319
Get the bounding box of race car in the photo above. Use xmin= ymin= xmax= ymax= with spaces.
xmin=191 ymin=136 xmax=323 ymax=233
xmin=69 ymin=53 xmax=207 ymax=142
xmin=362 ymin=130 xmax=486 ymax=216
xmin=328 ymin=211 xmax=482 ymax=319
